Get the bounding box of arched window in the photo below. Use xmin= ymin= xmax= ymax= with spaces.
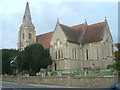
xmin=60 ymin=49 xmax=63 ymax=59
xmin=86 ymin=49 xmax=89 ymax=60
xmin=96 ymin=48 xmax=99 ymax=59
xmin=22 ymin=33 xmax=24 ymax=39
xmin=75 ymin=49 xmax=77 ymax=59
xmin=58 ymin=49 xmax=60 ymax=59
xmin=72 ymin=49 xmax=74 ymax=59
xmin=106 ymin=39 xmax=110 ymax=56
xmin=29 ymin=33 xmax=32 ymax=39
xmin=57 ymin=40 xmax=60 ymax=48
xmin=72 ymin=49 xmax=77 ymax=60
xmin=54 ymin=40 xmax=64 ymax=60
xmin=55 ymin=51 xmax=57 ymax=60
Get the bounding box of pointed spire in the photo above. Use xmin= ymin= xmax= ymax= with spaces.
xmin=20 ymin=2 xmax=35 ymax=29
xmin=24 ymin=2 xmax=31 ymax=20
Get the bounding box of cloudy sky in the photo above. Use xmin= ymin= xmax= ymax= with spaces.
xmin=0 ymin=0 xmax=119 ymax=49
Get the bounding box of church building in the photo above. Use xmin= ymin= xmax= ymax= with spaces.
xmin=17 ymin=2 xmax=114 ymax=74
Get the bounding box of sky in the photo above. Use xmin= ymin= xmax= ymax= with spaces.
xmin=0 ymin=0 xmax=119 ymax=49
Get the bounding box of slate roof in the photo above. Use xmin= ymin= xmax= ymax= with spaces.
xmin=59 ymin=24 xmax=80 ymax=43
xmin=36 ymin=21 xmax=106 ymax=49
xmin=82 ymin=22 xmax=106 ymax=43
xmin=70 ymin=24 xmax=84 ymax=29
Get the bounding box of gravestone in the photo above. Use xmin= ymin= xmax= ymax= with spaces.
xmin=57 ymin=71 xmax=62 ymax=76
xmin=36 ymin=73 xmax=39 ymax=76
xmin=41 ymin=72 xmax=45 ymax=77
xmin=47 ymin=71 xmax=51 ymax=76
xmin=84 ymin=71 xmax=87 ymax=76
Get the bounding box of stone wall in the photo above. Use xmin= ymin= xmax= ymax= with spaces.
xmin=2 ymin=76 xmax=118 ymax=88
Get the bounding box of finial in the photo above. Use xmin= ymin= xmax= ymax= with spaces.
xmin=26 ymin=2 xmax=29 ymax=7
xmin=105 ymin=17 xmax=107 ymax=22
xmin=57 ymin=18 xmax=59 ymax=23
xmin=84 ymin=18 xmax=87 ymax=25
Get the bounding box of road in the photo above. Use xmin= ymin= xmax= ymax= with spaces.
xmin=1 ymin=81 xmax=80 ymax=88
xmin=1 ymin=82 xmax=105 ymax=90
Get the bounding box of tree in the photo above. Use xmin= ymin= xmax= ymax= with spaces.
xmin=17 ymin=43 xmax=52 ymax=75
xmin=107 ymin=43 xmax=120 ymax=80
xmin=2 ymin=49 xmax=18 ymax=75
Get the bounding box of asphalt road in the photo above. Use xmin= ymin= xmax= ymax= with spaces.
xmin=1 ymin=82 xmax=107 ymax=90
xmin=1 ymin=81 xmax=80 ymax=88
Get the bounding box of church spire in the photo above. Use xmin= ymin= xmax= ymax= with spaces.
xmin=20 ymin=2 xmax=35 ymax=29
xmin=24 ymin=2 xmax=31 ymax=20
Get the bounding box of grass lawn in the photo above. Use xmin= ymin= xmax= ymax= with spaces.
xmin=88 ymin=72 xmax=113 ymax=77
xmin=48 ymin=72 xmax=113 ymax=77
xmin=74 ymin=72 xmax=113 ymax=77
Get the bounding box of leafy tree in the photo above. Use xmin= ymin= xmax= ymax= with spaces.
xmin=2 ymin=49 xmax=18 ymax=75
xmin=17 ymin=43 xmax=52 ymax=75
xmin=16 ymin=50 xmax=27 ymax=74
xmin=107 ymin=43 xmax=120 ymax=80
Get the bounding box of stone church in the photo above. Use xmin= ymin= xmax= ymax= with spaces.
xmin=17 ymin=2 xmax=114 ymax=74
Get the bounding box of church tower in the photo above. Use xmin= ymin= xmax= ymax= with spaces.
xmin=17 ymin=2 xmax=36 ymax=50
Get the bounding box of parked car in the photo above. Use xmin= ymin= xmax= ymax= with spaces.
xmin=103 ymin=81 xmax=120 ymax=90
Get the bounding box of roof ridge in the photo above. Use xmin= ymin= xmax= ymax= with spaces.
xmin=88 ymin=21 xmax=106 ymax=27
xmin=59 ymin=23 xmax=69 ymax=27
xmin=60 ymin=23 xmax=82 ymax=31
xmin=36 ymin=31 xmax=53 ymax=36
xmin=70 ymin=23 xmax=85 ymax=29
xmin=59 ymin=23 xmax=76 ymax=30
xmin=70 ymin=23 xmax=84 ymax=27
